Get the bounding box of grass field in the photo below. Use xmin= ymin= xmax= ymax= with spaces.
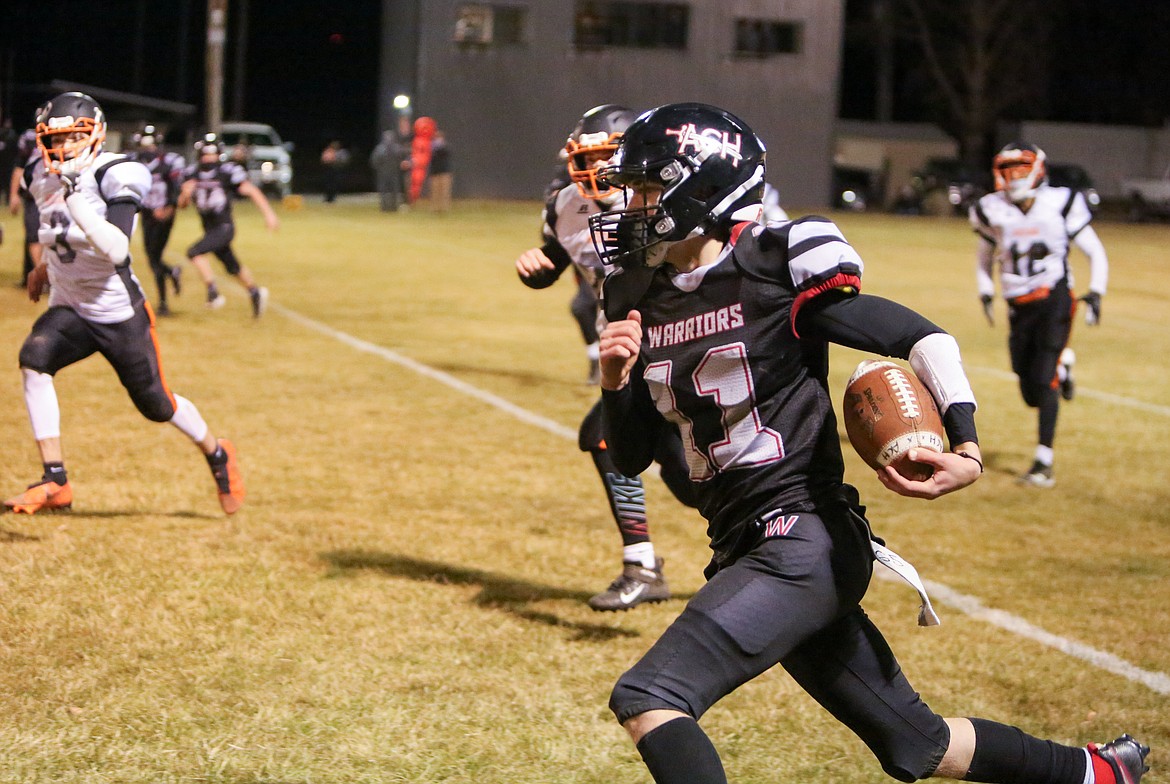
xmin=0 ymin=195 xmax=1166 ymax=783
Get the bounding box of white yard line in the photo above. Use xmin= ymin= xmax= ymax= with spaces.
xmin=275 ymin=302 xmax=1170 ymax=695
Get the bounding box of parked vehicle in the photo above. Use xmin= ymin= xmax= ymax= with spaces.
xmin=908 ymin=158 xmax=992 ymax=216
xmin=1119 ymin=165 xmax=1170 ymax=221
xmin=831 ymin=165 xmax=883 ymax=212
xmin=218 ymin=122 xmax=294 ymax=198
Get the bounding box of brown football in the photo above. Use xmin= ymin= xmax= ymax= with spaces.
xmin=842 ymin=359 xmax=945 ymax=481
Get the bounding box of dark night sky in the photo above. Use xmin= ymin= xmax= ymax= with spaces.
xmin=5 ymin=1 xmax=1170 ymax=184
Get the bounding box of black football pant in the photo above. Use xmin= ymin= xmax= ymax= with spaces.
xmin=18 ymin=303 xmax=176 ymax=423
xmin=1007 ymin=284 xmax=1073 ymax=448
xmin=610 ymin=508 xmax=950 ymax=782
xmin=141 ymin=212 xmax=176 ymax=305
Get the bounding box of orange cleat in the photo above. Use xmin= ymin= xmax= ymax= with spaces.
xmin=209 ymin=438 xmax=245 ymax=515
xmin=3 ymin=480 xmax=73 ymax=514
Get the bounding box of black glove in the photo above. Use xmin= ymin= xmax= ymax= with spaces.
xmin=980 ymin=294 xmax=994 ymax=326
xmin=1080 ymin=291 xmax=1102 ymax=326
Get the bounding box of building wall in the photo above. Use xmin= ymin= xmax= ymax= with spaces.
xmin=382 ymin=0 xmax=845 ymax=208
xmin=1014 ymin=120 xmax=1170 ymax=198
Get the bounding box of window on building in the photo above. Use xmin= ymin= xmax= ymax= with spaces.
xmin=573 ymin=2 xmax=689 ymax=50
xmin=454 ymin=4 xmax=527 ymax=47
xmin=733 ymin=18 xmax=802 ymax=58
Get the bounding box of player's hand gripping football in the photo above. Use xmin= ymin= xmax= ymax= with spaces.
xmin=876 ymin=442 xmax=983 ymax=500
xmin=599 ymin=310 xmax=643 ymax=391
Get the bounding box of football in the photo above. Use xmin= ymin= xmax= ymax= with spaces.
xmin=842 ymin=359 xmax=945 ymax=481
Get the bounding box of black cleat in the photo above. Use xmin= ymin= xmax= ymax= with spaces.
xmin=1089 ymin=735 xmax=1150 ymax=784
xmin=588 ymin=558 xmax=670 ymax=611
xmin=1019 ymin=460 xmax=1054 ymax=488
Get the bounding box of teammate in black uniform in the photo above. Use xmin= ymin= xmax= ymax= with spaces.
xmin=178 ymin=134 xmax=276 ymax=317
xmin=127 ymin=125 xmax=184 ymax=316
xmin=517 ymin=105 xmax=697 ymax=610
xmin=592 ymin=104 xmax=1148 ymax=784
xmin=4 ymin=92 xmax=244 ymax=516
xmin=7 ymin=108 xmax=45 ymax=287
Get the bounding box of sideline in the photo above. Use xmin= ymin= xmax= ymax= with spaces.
xmin=274 ymin=301 xmax=1170 ymax=696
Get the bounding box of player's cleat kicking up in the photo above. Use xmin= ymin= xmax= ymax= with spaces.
xmin=207 ymin=438 xmax=245 ymax=514
xmin=3 ymin=480 xmax=73 ymax=514
xmin=1088 ymin=735 xmax=1150 ymax=784
xmin=588 ymin=558 xmax=670 ymax=611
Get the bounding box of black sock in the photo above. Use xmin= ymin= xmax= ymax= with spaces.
xmin=966 ymin=718 xmax=1087 ymax=784
xmin=635 ymin=717 xmax=727 ymax=784
xmin=206 ymin=445 xmax=226 ymax=466
xmin=42 ymin=462 xmax=67 ymax=486
xmin=207 ymin=282 xmax=220 ymax=300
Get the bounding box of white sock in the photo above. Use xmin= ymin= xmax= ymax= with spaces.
xmin=1035 ymin=444 xmax=1054 ymax=467
xmin=623 ymin=542 xmax=656 ymax=569
xmin=22 ymin=369 xmax=61 ymax=441
xmin=586 ymin=341 xmax=600 ymax=361
xmin=169 ymin=395 xmax=210 ymax=444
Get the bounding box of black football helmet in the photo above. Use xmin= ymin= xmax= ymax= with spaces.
xmin=588 ymin=103 xmax=766 ymax=268
xmin=993 ymin=141 xmax=1047 ymax=203
xmin=133 ymin=124 xmax=160 ymax=149
xmin=35 ymin=91 xmax=106 ymax=175
xmin=194 ymin=132 xmax=222 ymax=159
xmin=565 ymin=104 xmax=639 ymax=200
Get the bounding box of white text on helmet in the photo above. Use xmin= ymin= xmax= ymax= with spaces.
xmin=665 ymin=124 xmax=743 ymax=166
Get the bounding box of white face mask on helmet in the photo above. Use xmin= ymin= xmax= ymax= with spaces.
xmin=994 ymin=143 xmax=1047 ymax=203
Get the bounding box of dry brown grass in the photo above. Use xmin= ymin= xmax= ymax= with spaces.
xmin=0 ymin=197 xmax=1165 ymax=783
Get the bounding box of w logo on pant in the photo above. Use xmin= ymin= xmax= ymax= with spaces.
xmin=763 ymin=514 xmax=798 ymax=537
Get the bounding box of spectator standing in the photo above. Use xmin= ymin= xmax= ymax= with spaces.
xmin=369 ymin=126 xmax=408 ymax=213
xmin=428 ymin=129 xmax=453 ymax=214
xmin=320 ymin=140 xmax=349 ymax=203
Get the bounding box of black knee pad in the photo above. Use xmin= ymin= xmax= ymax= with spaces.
xmin=1019 ymin=381 xmax=1045 ymax=408
xmin=131 ymin=390 xmax=176 ymax=423
xmin=18 ymin=334 xmax=57 ymax=374
xmin=579 ymin=400 xmax=605 ymax=452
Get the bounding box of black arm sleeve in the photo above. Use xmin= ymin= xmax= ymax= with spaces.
xmin=801 ymin=293 xmax=979 ymax=446
xmin=600 ymin=371 xmax=666 ymax=478
xmin=107 ymin=202 xmax=138 ymax=238
xmin=518 ymin=239 xmax=573 ymax=290
xmin=796 ymin=292 xmax=942 ymax=357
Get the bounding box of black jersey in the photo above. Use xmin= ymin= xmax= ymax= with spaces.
xmin=182 ymin=160 xmax=248 ymax=227
xmin=602 ymin=217 xmax=866 ymax=552
xmin=130 ymin=149 xmax=186 ymax=211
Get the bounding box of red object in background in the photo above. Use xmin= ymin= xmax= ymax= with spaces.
xmin=409 ymin=116 xmax=437 ymax=203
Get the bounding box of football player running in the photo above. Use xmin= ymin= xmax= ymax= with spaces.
xmin=4 ymin=92 xmax=245 ymax=516
xmin=178 ymin=134 xmax=277 ymax=316
xmin=970 ymin=142 xmax=1108 ymax=487
xmin=126 ymin=124 xmax=184 ymax=316
xmin=593 ymin=104 xmax=1147 ymax=784
xmin=515 ymin=104 xmax=698 ymax=611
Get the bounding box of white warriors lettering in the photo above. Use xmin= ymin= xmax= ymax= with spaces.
xmin=664 ymin=123 xmax=743 ymax=166
xmin=646 ymin=304 xmax=744 ymax=348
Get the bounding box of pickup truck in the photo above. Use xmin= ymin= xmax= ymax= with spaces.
xmin=1119 ymin=166 xmax=1170 ymax=221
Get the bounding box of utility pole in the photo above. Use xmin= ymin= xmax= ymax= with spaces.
xmin=206 ymin=0 xmax=228 ymax=133
xmin=230 ymin=0 xmax=249 ymax=120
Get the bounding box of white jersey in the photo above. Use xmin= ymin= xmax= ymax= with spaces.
xmin=969 ymin=185 xmax=1093 ymax=301
xmin=26 ymin=153 xmax=151 ymax=324
xmin=542 ymin=184 xmax=610 ymax=294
